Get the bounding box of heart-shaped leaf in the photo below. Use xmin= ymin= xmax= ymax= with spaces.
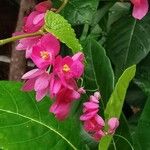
xmin=106 ymin=14 xmax=150 ymax=77
xmin=0 ymin=81 xmax=84 ymax=150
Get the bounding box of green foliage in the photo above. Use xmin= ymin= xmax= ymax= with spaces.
xmin=133 ymin=54 xmax=150 ymax=149
xmin=105 ymin=65 xmax=136 ymax=119
xmin=134 ymin=53 xmax=150 ymax=94
xmin=99 ymin=65 xmax=136 ymax=150
xmin=83 ymin=38 xmax=114 ymax=103
xmin=0 ymin=81 xmax=84 ymax=150
xmin=45 ymin=11 xmax=82 ymax=53
xmin=106 ymin=14 xmax=150 ymax=77
xmin=61 ymin=0 xmax=99 ymax=25
xmin=1 ymin=0 xmax=150 ymax=149
xmin=134 ymin=95 xmax=150 ymax=150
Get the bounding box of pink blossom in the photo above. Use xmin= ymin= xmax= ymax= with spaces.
xmin=93 ymin=130 xmax=105 ymax=141
xmin=23 ymin=11 xmax=45 ymax=33
xmin=80 ymin=92 xmax=100 ymax=121
xmin=131 ymin=0 xmax=149 ymax=20
xmin=16 ymin=36 xmax=41 ymax=58
xmin=22 ymin=68 xmax=50 ymax=101
xmin=49 ymin=73 xmax=62 ymax=98
xmin=23 ymin=1 xmax=52 ymax=33
xmin=83 ymin=115 xmax=105 ymax=133
xmin=35 ymin=1 xmax=52 ymax=13
xmin=30 ymin=33 xmax=60 ymax=68
xmin=53 ymin=53 xmax=84 ymax=85
xmin=50 ymin=88 xmax=81 ymax=120
xmin=80 ymin=92 xmax=119 ymax=141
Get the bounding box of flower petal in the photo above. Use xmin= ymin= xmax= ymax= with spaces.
xmin=34 ymin=73 xmax=50 ymax=91
xmin=132 ymin=0 xmax=149 ymax=20
xmin=22 ymin=69 xmax=44 ymax=79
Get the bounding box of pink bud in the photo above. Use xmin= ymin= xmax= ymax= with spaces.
xmin=78 ymin=87 xmax=86 ymax=94
xmin=94 ymin=92 xmax=101 ymax=100
xmin=108 ymin=117 xmax=119 ymax=134
xmin=90 ymin=95 xmax=99 ymax=103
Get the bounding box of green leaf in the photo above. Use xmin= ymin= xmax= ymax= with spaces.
xmin=105 ymin=65 xmax=136 ymax=118
xmin=83 ymin=38 xmax=114 ymax=103
xmin=99 ymin=115 xmax=134 ymax=150
xmin=134 ymin=95 xmax=150 ymax=150
xmin=0 ymin=81 xmax=84 ymax=150
xmin=106 ymin=14 xmax=150 ymax=77
xmin=133 ymin=54 xmax=150 ymax=149
xmin=45 ymin=11 xmax=82 ymax=53
xmin=61 ymin=0 xmax=99 ymax=25
xmin=99 ymin=135 xmax=113 ymax=150
xmin=134 ymin=53 xmax=150 ymax=95
xmin=107 ymin=2 xmax=130 ymax=29
xmin=99 ymin=65 xmax=136 ymax=150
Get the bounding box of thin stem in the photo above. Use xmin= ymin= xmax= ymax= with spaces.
xmin=114 ymin=134 xmax=135 ymax=150
xmin=112 ymin=138 xmax=117 ymax=150
xmin=0 ymin=30 xmax=44 ymax=46
xmin=56 ymin=0 xmax=69 ymax=13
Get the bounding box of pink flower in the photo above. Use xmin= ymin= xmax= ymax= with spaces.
xmin=131 ymin=0 xmax=149 ymax=20
xmin=49 ymin=73 xmax=62 ymax=98
xmin=35 ymin=1 xmax=52 ymax=13
xmin=23 ymin=11 xmax=45 ymax=33
xmin=80 ymin=93 xmax=100 ymax=120
xmin=80 ymin=92 xmax=119 ymax=141
xmin=50 ymin=88 xmax=81 ymax=120
xmin=16 ymin=36 xmax=41 ymax=58
xmin=93 ymin=130 xmax=105 ymax=141
xmin=23 ymin=1 xmax=52 ymax=33
xmin=53 ymin=52 xmax=84 ymax=85
xmin=83 ymin=114 xmax=105 ymax=133
xmin=30 ymin=33 xmax=60 ymax=68
xmin=22 ymin=68 xmax=50 ymax=101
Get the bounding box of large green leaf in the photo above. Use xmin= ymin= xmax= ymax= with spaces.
xmin=0 ymin=81 xmax=84 ymax=150
xmin=99 ymin=65 xmax=136 ymax=150
xmin=62 ymin=0 xmax=99 ymax=25
xmin=134 ymin=95 xmax=150 ymax=150
xmin=83 ymin=38 xmax=114 ymax=103
xmin=45 ymin=11 xmax=82 ymax=53
xmin=106 ymin=14 xmax=150 ymax=77
xmin=134 ymin=53 xmax=150 ymax=95
xmin=133 ymin=54 xmax=150 ymax=150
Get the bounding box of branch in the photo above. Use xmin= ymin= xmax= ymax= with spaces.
xmin=0 ymin=30 xmax=44 ymax=46
xmin=56 ymin=0 xmax=69 ymax=13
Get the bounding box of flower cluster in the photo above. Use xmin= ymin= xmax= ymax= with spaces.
xmin=80 ymin=92 xmax=119 ymax=141
xmin=15 ymin=1 xmax=85 ymax=120
xmin=14 ymin=1 xmax=119 ymax=140
xmin=16 ymin=1 xmax=52 ymax=58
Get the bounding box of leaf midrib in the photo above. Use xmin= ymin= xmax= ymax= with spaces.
xmin=0 ymin=108 xmax=77 ymax=150
xmin=123 ymin=19 xmax=137 ymax=69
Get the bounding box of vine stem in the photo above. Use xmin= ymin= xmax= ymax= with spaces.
xmin=0 ymin=30 xmax=44 ymax=46
xmin=56 ymin=0 xmax=69 ymax=13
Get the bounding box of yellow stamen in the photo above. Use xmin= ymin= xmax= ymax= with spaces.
xmin=40 ymin=51 xmax=49 ymax=60
xmin=63 ymin=64 xmax=70 ymax=72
